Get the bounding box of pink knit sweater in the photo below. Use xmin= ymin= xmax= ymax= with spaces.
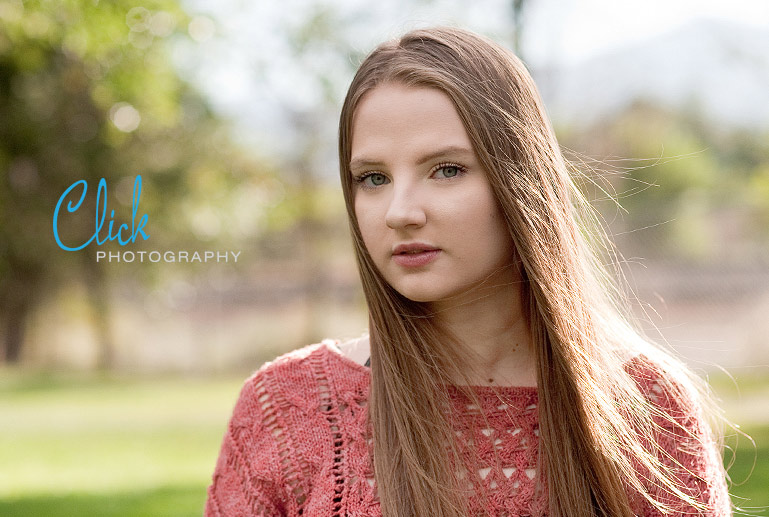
xmin=205 ymin=340 xmax=731 ymax=516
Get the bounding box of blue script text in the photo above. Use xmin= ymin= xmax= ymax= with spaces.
xmin=53 ymin=175 xmax=150 ymax=251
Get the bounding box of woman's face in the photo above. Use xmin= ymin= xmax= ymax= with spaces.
xmin=350 ymin=83 xmax=518 ymax=307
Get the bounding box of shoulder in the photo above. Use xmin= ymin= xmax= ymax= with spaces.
xmin=623 ymin=354 xmax=731 ymax=514
xmin=230 ymin=339 xmax=368 ymax=427
xmin=249 ymin=341 xmax=334 ymax=391
xmin=622 ymin=353 xmax=700 ymax=421
xmin=209 ymin=340 xmax=373 ymax=516
xmin=255 ymin=336 xmax=369 ymax=377
xmin=253 ymin=337 xmax=369 ymax=384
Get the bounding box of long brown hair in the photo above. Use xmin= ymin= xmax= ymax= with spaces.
xmin=338 ymin=27 xmax=725 ymax=517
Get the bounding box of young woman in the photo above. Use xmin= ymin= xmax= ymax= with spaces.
xmin=206 ymin=27 xmax=731 ymax=516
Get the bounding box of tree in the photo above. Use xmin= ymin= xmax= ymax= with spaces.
xmin=561 ymin=99 xmax=769 ymax=262
xmin=0 ymin=0 xmax=268 ymax=365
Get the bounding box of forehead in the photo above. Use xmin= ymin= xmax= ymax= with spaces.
xmin=350 ymin=83 xmax=473 ymax=161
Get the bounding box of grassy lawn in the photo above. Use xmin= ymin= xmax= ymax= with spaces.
xmin=709 ymin=371 xmax=769 ymax=515
xmin=725 ymin=425 xmax=769 ymax=514
xmin=0 ymin=367 xmax=767 ymax=516
xmin=0 ymin=369 xmax=243 ymax=517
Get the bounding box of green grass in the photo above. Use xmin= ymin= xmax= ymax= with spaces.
xmin=0 ymin=369 xmax=244 ymax=517
xmin=0 ymin=485 xmax=205 ymax=517
xmin=0 ymin=368 xmax=767 ymax=516
xmin=725 ymin=425 xmax=769 ymax=514
xmin=710 ymin=370 xmax=769 ymax=515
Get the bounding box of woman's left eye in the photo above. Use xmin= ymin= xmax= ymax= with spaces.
xmin=433 ymin=164 xmax=465 ymax=179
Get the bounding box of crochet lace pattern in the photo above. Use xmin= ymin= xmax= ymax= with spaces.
xmin=205 ymin=340 xmax=731 ymax=516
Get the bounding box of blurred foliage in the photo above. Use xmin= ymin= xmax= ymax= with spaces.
xmin=562 ymin=100 xmax=769 ymax=263
xmin=240 ymin=2 xmax=370 ymax=344
xmin=0 ymin=0 xmax=274 ymax=364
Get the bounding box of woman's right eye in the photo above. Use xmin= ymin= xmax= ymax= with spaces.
xmin=356 ymin=172 xmax=389 ymax=188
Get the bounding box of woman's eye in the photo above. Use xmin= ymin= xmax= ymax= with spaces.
xmin=357 ymin=172 xmax=389 ymax=188
xmin=434 ymin=165 xmax=462 ymax=179
xmin=369 ymin=173 xmax=388 ymax=186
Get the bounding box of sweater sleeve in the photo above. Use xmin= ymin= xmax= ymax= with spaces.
xmin=630 ymin=359 xmax=732 ymax=517
xmin=205 ymin=372 xmax=286 ymax=516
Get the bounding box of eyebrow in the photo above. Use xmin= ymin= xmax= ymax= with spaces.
xmin=349 ymin=145 xmax=475 ymax=171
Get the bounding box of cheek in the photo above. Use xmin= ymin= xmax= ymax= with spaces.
xmin=353 ymin=199 xmax=368 ymax=235
xmin=354 ymin=199 xmax=379 ymax=252
xmin=473 ymin=200 xmax=513 ymax=257
xmin=489 ymin=210 xmax=515 ymax=258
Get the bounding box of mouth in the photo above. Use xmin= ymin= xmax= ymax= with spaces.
xmin=392 ymin=243 xmax=440 ymax=255
xmin=391 ymin=243 xmax=441 ymax=267
xmin=396 ymin=249 xmax=436 ymax=255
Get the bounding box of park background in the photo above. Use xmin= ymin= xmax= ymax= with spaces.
xmin=1 ymin=0 xmax=768 ymax=515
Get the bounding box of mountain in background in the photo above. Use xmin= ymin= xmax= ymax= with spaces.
xmin=534 ymin=18 xmax=769 ymax=129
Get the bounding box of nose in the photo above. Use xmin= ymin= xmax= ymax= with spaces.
xmin=385 ymin=182 xmax=426 ymax=229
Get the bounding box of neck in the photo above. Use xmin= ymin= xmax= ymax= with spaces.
xmin=429 ymin=271 xmax=536 ymax=387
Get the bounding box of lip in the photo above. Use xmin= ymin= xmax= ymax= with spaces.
xmin=392 ymin=242 xmax=441 ymax=268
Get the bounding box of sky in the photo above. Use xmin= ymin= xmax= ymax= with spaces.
xmin=176 ymin=0 xmax=769 ymax=154
xmin=526 ymin=0 xmax=769 ymax=65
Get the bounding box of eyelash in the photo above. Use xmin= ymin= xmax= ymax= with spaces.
xmin=432 ymin=162 xmax=467 ymax=179
xmin=353 ymin=162 xmax=468 ymax=189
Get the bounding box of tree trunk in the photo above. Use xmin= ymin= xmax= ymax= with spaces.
xmin=297 ymin=160 xmax=326 ymax=345
xmin=2 ymin=297 xmax=29 ymax=363
xmin=83 ymin=258 xmax=114 ymax=370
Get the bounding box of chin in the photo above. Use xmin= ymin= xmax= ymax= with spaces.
xmin=386 ymin=276 xmax=462 ymax=304
xmin=390 ymin=285 xmax=437 ymax=303
xmin=393 ymin=285 xmax=454 ymax=304
xmin=399 ymin=293 xmax=435 ymax=303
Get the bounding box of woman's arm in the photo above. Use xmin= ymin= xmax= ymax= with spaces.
xmin=205 ymin=374 xmax=286 ymax=516
xmin=648 ymin=388 xmax=731 ymax=516
xmin=629 ymin=357 xmax=732 ymax=517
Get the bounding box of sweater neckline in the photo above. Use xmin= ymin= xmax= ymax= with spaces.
xmin=322 ymin=340 xmax=538 ymax=396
